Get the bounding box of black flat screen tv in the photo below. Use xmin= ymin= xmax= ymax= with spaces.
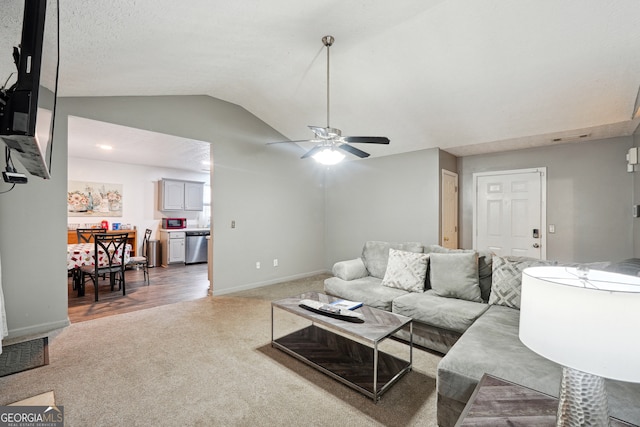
xmin=0 ymin=0 xmax=58 ymax=180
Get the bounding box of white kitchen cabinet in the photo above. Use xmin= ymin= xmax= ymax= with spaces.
xmin=184 ymin=181 xmax=204 ymax=211
xmin=160 ymin=179 xmax=204 ymax=211
xmin=160 ymin=230 xmax=186 ymax=266
xmin=162 ymin=179 xmax=186 ymax=210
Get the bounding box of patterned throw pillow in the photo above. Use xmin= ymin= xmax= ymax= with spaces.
xmin=363 ymin=241 xmax=424 ymax=279
xmin=381 ymin=249 xmax=429 ymax=293
xmin=489 ymin=255 xmax=555 ymax=309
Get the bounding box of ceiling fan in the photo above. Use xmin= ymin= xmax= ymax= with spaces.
xmin=268 ymin=35 xmax=390 ymax=165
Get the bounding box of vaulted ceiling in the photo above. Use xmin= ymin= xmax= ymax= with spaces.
xmin=5 ymin=0 xmax=640 ymax=162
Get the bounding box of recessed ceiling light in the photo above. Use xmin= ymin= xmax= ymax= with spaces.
xmin=96 ymin=144 xmax=113 ymax=150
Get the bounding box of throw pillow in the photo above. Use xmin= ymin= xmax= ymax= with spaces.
xmin=362 ymin=241 xmax=424 ymax=279
xmin=429 ymin=252 xmax=481 ymax=302
xmin=425 ymin=245 xmax=493 ymax=301
xmin=332 ymin=258 xmax=368 ymax=281
xmin=381 ymin=249 xmax=429 ymax=293
xmin=489 ymin=255 xmax=555 ymax=309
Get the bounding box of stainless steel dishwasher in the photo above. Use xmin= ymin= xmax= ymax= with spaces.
xmin=185 ymin=230 xmax=209 ymax=264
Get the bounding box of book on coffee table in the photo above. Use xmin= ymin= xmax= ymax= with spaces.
xmin=329 ymin=299 xmax=363 ymax=310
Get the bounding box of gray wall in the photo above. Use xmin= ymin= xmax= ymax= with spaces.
xmin=0 ymin=124 xmax=68 ymax=339
xmin=458 ymin=136 xmax=635 ymax=263
xmin=324 ymin=148 xmax=441 ymax=267
xmin=0 ymin=95 xmax=326 ymax=339
xmin=0 ymin=86 xmax=68 ymax=339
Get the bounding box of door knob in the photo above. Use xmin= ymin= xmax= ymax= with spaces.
xmin=533 ymin=243 xmax=540 ymax=248
xmin=444 ymin=237 xmax=449 ymax=242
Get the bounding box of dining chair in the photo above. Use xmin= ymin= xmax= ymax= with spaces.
xmin=126 ymin=228 xmax=152 ymax=285
xmin=80 ymin=232 xmax=129 ymax=301
xmin=76 ymin=228 xmax=107 ymax=243
xmin=75 ymin=228 xmax=109 ymax=283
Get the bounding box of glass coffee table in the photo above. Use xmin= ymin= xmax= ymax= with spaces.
xmin=271 ymin=291 xmax=413 ymax=402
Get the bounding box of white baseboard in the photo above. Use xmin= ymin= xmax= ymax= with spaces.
xmin=212 ymin=270 xmax=329 ymax=296
xmin=4 ymin=319 xmax=70 ymax=344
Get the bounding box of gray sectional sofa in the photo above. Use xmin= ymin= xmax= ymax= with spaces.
xmin=324 ymin=241 xmax=640 ymax=426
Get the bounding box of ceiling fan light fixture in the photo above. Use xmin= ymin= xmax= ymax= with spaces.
xmin=312 ymin=147 xmax=345 ymax=165
xmin=267 ymin=35 xmax=389 ymax=162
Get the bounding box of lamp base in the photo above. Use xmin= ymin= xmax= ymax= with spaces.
xmin=557 ymin=366 xmax=610 ymax=427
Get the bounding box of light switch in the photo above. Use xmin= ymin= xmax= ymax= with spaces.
xmin=549 ymin=224 xmax=556 ymax=234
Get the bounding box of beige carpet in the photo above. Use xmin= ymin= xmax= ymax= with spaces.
xmin=0 ymin=274 xmax=441 ymax=426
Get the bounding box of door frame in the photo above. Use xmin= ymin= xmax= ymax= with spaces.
xmin=441 ymin=169 xmax=459 ymax=248
xmin=472 ymin=167 xmax=547 ymax=259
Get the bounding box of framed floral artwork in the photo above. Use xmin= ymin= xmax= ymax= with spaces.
xmin=68 ymin=181 xmax=123 ymax=217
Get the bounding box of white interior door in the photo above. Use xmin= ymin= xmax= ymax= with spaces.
xmin=473 ymin=168 xmax=546 ymax=259
xmin=441 ymin=170 xmax=458 ymax=249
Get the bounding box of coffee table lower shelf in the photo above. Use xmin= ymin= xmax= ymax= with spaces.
xmin=272 ymin=325 xmax=411 ymax=401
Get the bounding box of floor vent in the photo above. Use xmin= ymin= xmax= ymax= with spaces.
xmin=0 ymin=337 xmax=49 ymax=377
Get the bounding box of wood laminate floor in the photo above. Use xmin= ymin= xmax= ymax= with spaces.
xmin=67 ymin=263 xmax=210 ymax=323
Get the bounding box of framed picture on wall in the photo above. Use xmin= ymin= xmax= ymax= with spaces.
xmin=68 ymin=181 xmax=123 ymax=217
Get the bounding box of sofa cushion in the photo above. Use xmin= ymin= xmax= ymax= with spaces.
xmin=362 ymin=241 xmax=424 ymax=279
xmin=381 ymin=249 xmax=429 ymax=293
xmin=437 ymin=305 xmax=562 ymax=404
xmin=489 ymin=255 xmax=555 ymax=309
xmin=429 ymin=252 xmax=482 ymax=302
xmin=437 ymin=304 xmax=640 ymax=425
xmin=332 ymin=258 xmax=368 ymax=281
xmin=323 ymin=276 xmax=408 ymax=311
xmin=393 ymin=290 xmax=489 ymax=334
xmin=426 ymin=245 xmax=493 ymax=302
xmin=604 ymin=258 xmax=640 ymax=276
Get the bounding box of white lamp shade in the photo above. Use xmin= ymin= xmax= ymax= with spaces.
xmin=520 ymin=266 xmax=640 ymax=383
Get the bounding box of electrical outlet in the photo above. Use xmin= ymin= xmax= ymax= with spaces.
xmin=256 ymin=262 xmax=260 ymax=269
xmin=273 ymin=259 xmax=278 ymax=267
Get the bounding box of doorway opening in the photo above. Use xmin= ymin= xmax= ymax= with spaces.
xmin=66 ymin=116 xmax=213 ymax=321
xmin=441 ymin=169 xmax=459 ymax=249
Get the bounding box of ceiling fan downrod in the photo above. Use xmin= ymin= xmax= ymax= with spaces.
xmin=265 ymin=34 xmax=388 ymax=164
xmin=322 ymin=35 xmax=334 ymax=130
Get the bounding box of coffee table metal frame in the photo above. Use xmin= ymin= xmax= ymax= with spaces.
xmin=271 ymin=291 xmax=413 ymax=402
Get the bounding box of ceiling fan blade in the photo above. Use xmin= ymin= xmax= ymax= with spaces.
xmin=301 ymin=145 xmax=324 ymax=159
xmin=338 ymin=143 xmax=370 ymax=158
xmin=342 ymin=136 xmax=390 ymax=144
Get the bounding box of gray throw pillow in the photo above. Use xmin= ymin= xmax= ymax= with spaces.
xmin=381 ymin=249 xmax=429 ymax=293
xmin=362 ymin=241 xmax=424 ymax=279
xmin=425 ymin=245 xmax=493 ymax=301
xmin=489 ymin=255 xmax=555 ymax=309
xmin=429 ymin=252 xmax=481 ymax=302
xmin=332 ymin=258 xmax=368 ymax=281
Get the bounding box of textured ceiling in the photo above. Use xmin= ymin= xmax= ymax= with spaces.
xmin=68 ymin=116 xmax=211 ymax=173
xmin=3 ymin=0 xmax=640 ymax=167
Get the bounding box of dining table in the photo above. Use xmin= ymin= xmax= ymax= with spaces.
xmin=67 ymin=243 xmax=132 ymax=297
